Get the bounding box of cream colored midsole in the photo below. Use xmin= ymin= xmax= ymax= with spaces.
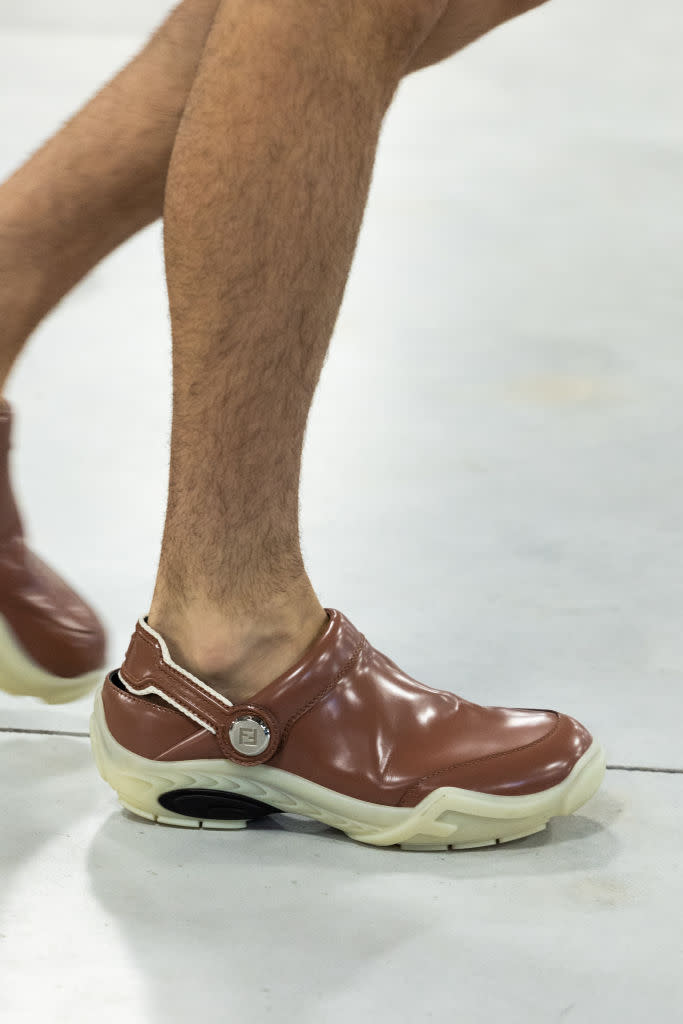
xmin=90 ymin=689 xmax=606 ymax=849
xmin=0 ymin=613 xmax=103 ymax=704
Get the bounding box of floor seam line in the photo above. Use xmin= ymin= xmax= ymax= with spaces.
xmin=0 ymin=727 xmax=89 ymax=738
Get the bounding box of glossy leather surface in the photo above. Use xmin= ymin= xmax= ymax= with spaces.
xmin=0 ymin=400 xmax=106 ymax=677
xmin=108 ymin=607 xmax=594 ymax=806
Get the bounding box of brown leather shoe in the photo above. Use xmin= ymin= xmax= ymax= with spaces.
xmin=91 ymin=608 xmax=605 ymax=849
xmin=0 ymin=400 xmax=107 ymax=703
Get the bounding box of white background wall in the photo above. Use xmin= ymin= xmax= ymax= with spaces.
xmin=0 ymin=0 xmax=173 ymax=33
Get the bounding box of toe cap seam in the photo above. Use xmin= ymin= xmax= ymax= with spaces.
xmin=397 ymin=712 xmax=563 ymax=807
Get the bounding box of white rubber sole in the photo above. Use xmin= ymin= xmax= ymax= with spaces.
xmin=0 ymin=613 xmax=104 ymax=704
xmin=90 ymin=690 xmax=606 ymax=851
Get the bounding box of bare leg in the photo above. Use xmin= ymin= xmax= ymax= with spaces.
xmin=0 ymin=0 xmax=220 ymax=388
xmin=407 ymin=0 xmax=547 ymax=72
xmin=0 ymin=0 xmax=551 ymax=696
xmin=147 ymin=0 xmax=463 ymax=702
xmin=0 ymin=0 xmax=547 ymax=392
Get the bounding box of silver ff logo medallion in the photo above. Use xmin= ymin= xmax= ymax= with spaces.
xmin=229 ymin=716 xmax=271 ymax=757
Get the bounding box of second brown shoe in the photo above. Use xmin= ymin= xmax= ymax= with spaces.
xmin=0 ymin=400 xmax=107 ymax=703
xmin=91 ymin=608 xmax=605 ymax=850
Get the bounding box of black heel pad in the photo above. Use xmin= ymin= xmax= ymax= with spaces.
xmin=158 ymin=789 xmax=279 ymax=820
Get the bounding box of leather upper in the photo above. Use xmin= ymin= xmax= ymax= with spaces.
xmin=105 ymin=607 xmax=594 ymax=808
xmin=0 ymin=400 xmax=106 ymax=677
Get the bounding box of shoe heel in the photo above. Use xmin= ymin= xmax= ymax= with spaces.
xmin=90 ymin=690 xmax=279 ymax=831
xmin=117 ymin=794 xmax=251 ymax=830
xmin=115 ymin=787 xmax=276 ymax=830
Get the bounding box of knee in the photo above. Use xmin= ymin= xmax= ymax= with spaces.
xmin=399 ymin=0 xmax=450 ymax=28
xmin=392 ymin=0 xmax=449 ymax=40
xmin=375 ymin=0 xmax=450 ymax=65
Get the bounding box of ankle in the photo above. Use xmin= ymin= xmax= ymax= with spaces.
xmin=147 ymin=586 xmax=328 ymax=704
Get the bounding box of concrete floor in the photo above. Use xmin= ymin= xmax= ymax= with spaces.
xmin=1 ymin=1 xmax=682 ymax=1020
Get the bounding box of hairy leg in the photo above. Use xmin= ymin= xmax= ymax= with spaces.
xmin=0 ymin=0 xmax=547 ymax=391
xmin=408 ymin=0 xmax=547 ymax=71
xmin=0 ymin=0 xmax=220 ymax=388
xmin=147 ymin=0 xmax=462 ymax=702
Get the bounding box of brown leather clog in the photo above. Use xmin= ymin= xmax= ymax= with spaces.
xmin=0 ymin=400 xmax=107 ymax=703
xmin=91 ymin=608 xmax=605 ymax=849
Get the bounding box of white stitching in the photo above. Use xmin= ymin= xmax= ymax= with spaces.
xmin=118 ymin=668 xmax=216 ymax=734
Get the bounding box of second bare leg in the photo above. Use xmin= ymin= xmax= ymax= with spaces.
xmin=0 ymin=0 xmax=219 ymax=387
